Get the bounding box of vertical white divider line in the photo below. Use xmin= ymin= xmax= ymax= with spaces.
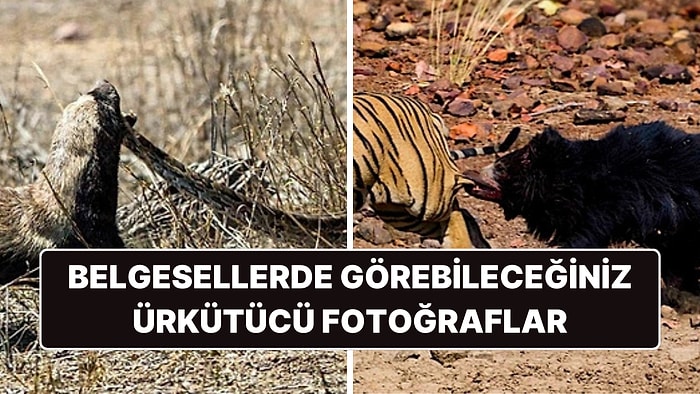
xmin=346 ymin=0 xmax=355 ymax=392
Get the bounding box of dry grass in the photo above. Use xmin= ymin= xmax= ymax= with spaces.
xmin=0 ymin=0 xmax=347 ymax=391
xmin=430 ymin=0 xmax=536 ymax=85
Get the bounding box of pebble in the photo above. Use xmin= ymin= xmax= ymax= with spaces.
xmin=357 ymin=41 xmax=389 ymax=57
xmin=577 ymin=17 xmax=607 ymax=37
xmin=603 ymin=97 xmax=628 ymax=111
xmin=643 ymin=64 xmax=693 ymax=84
xmin=551 ymin=54 xmax=575 ymax=72
xmin=353 ymin=1 xmax=372 ymax=18
xmin=586 ymin=48 xmax=612 ymax=61
xmin=625 ymin=9 xmax=648 ymax=22
xmin=430 ymin=350 xmax=470 ymax=365
xmin=371 ymin=14 xmax=390 ymax=31
xmin=690 ymin=315 xmax=700 ymax=327
xmin=557 ymin=25 xmax=588 ymax=52
xmin=54 ymin=22 xmax=87 ymax=41
xmin=573 ymin=109 xmax=626 ymax=124
xmin=598 ymin=0 xmax=620 ymax=16
xmin=487 ymin=48 xmax=510 ymax=63
xmin=612 ymin=13 xmax=627 ymax=27
xmin=661 ymin=305 xmax=679 ymax=320
xmin=658 ymin=99 xmax=680 ymax=111
xmin=446 ymin=97 xmax=477 ymax=117
xmin=503 ymin=75 xmax=523 ymax=90
xmin=599 ymin=33 xmax=622 ymax=49
xmin=596 ymin=82 xmax=626 ymax=96
xmin=671 ymin=40 xmax=696 ymax=65
xmin=550 ymin=78 xmax=579 ymax=92
xmin=355 ymin=219 xmax=393 ymax=245
xmin=639 ymin=19 xmax=670 ymax=35
xmin=558 ymin=8 xmax=589 ymax=25
xmin=385 ymin=22 xmax=417 ymax=39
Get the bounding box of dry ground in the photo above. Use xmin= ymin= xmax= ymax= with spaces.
xmin=353 ymin=0 xmax=700 ymax=392
xmin=0 ymin=0 xmax=347 ymax=392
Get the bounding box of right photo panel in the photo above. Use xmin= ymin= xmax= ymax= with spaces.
xmin=352 ymin=0 xmax=700 ymax=391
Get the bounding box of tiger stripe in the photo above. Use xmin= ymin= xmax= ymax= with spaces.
xmin=353 ymin=92 xmax=488 ymax=247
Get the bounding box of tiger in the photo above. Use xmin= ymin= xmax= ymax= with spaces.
xmin=353 ymin=91 xmax=519 ymax=248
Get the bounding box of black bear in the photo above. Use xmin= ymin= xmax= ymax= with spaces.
xmin=465 ymin=121 xmax=700 ymax=294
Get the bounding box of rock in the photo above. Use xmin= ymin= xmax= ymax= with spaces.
xmin=559 ymin=8 xmax=589 ymax=25
xmin=54 ymin=22 xmax=87 ymax=41
xmin=669 ymin=345 xmax=700 ymax=362
xmin=596 ymin=82 xmax=626 ymax=96
xmin=603 ymin=97 xmax=628 ymax=111
xmin=385 ymin=22 xmax=417 ymax=39
xmin=661 ymin=305 xmax=679 ymax=320
xmin=421 ymin=239 xmax=442 ymax=248
xmin=634 ymin=80 xmax=650 ymax=95
xmin=618 ymin=49 xmax=651 ymax=68
xmin=642 ymin=64 xmax=692 ymax=84
xmin=393 ymin=350 xmax=422 ymax=361
xmin=446 ymin=97 xmax=477 ymax=117
xmin=557 ymin=25 xmax=588 ymax=52
xmin=551 ymin=54 xmax=575 ymax=72
xmin=580 ymin=65 xmax=611 ymax=84
xmin=508 ymin=90 xmax=538 ymax=111
xmin=406 ymin=0 xmax=427 ymax=11
xmin=577 ymin=17 xmax=607 ymax=37
xmin=600 ymin=34 xmax=622 ymax=48
xmin=625 ymin=9 xmax=648 ymax=22
xmin=355 ymin=219 xmax=393 ymax=245
xmin=487 ymin=48 xmax=510 ymax=63
xmin=690 ymin=315 xmax=700 ymax=327
xmin=585 ymin=48 xmax=612 ymax=61
xmin=550 ymin=78 xmax=579 ymax=92
xmin=519 ymin=55 xmax=540 ymax=70
xmin=658 ymin=99 xmax=680 ymax=111
xmin=430 ymin=350 xmax=470 ymax=365
xmin=666 ymin=15 xmax=689 ymax=31
xmin=639 ymin=19 xmax=670 ymax=35
xmin=612 ymin=13 xmax=626 ymax=27
xmin=671 ymin=40 xmax=697 ymax=65
xmin=371 ymin=14 xmax=390 ymax=31
xmin=353 ymin=1 xmax=372 ymax=18
xmin=490 ymin=100 xmax=515 ymax=118
xmin=503 ymin=75 xmax=523 ymax=90
xmin=354 ymin=65 xmax=377 ymax=76
xmin=522 ymin=78 xmax=548 ymax=86
xmin=357 ymin=41 xmax=389 ymax=57
xmin=450 ymin=122 xmax=479 ymax=140
xmin=598 ymin=0 xmax=620 ymax=16
xmin=573 ymin=109 xmax=625 ymax=124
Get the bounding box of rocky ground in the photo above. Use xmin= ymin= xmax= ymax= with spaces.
xmin=353 ymin=0 xmax=700 ymax=392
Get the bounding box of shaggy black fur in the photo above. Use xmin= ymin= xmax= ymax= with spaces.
xmin=466 ymin=121 xmax=700 ymax=292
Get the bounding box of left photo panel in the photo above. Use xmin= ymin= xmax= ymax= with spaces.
xmin=0 ymin=0 xmax=347 ymax=391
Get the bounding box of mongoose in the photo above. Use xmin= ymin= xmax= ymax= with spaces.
xmin=0 ymin=80 xmax=126 ymax=283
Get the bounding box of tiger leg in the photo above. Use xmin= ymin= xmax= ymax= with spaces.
xmin=442 ymin=207 xmax=491 ymax=249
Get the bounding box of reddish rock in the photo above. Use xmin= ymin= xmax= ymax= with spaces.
xmin=639 ymin=19 xmax=670 ymax=35
xmin=596 ymin=82 xmax=626 ymax=96
xmin=487 ymin=48 xmax=510 ymax=63
xmin=446 ymin=97 xmax=477 ymax=117
xmin=557 ymin=25 xmax=588 ymax=52
xmin=671 ymin=40 xmax=697 ymax=65
xmin=551 ymin=54 xmax=576 ymax=72
xmin=599 ymin=34 xmax=622 ymax=49
xmin=357 ymin=41 xmax=389 ymax=57
xmin=559 ymin=8 xmax=588 ymax=25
